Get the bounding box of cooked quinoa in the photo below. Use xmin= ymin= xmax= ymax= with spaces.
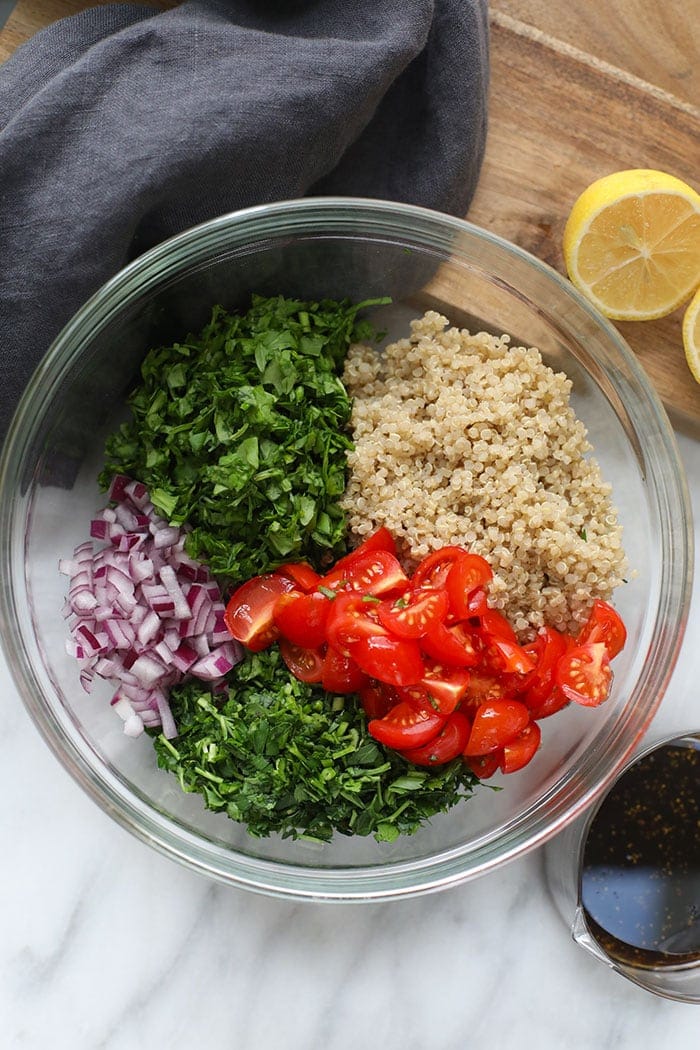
xmin=341 ymin=311 xmax=627 ymax=639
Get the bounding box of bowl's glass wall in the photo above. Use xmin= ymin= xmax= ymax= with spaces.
xmin=0 ymin=200 xmax=692 ymax=899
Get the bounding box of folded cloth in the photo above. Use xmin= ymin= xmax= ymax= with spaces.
xmin=0 ymin=0 xmax=489 ymax=444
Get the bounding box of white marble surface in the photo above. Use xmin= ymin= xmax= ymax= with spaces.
xmin=2 ymin=430 xmax=699 ymax=1048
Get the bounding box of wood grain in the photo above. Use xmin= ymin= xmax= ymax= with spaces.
xmin=0 ymin=0 xmax=172 ymax=58
xmin=468 ymin=11 xmax=700 ymax=433
xmin=1 ymin=0 xmax=103 ymax=57
xmin=2 ymin=1 xmax=699 ymax=431
xmin=492 ymin=0 xmax=699 ymax=109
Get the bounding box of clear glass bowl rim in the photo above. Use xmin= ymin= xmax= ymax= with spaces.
xmin=0 ymin=196 xmax=693 ymax=902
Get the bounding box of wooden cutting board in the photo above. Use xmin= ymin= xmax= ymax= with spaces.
xmin=476 ymin=9 xmax=700 ymax=436
xmin=2 ymin=0 xmax=699 ymax=434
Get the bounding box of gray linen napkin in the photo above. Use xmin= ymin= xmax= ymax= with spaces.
xmin=0 ymin=0 xmax=489 ymax=444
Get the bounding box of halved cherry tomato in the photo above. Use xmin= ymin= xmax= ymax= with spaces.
xmin=273 ymin=590 xmax=331 ymax=649
xmin=555 ymin=642 xmax=612 ymax=707
xmin=476 ymin=608 xmax=518 ymax=645
xmin=524 ymin=626 xmax=573 ymax=719
xmin=351 ymin=633 xmax=425 ymax=687
xmin=320 ymin=550 xmax=408 ymax=596
xmin=462 ymin=670 xmax=520 ymax=711
xmin=500 ymin=720 xmax=541 ymax=773
xmin=321 ymin=648 xmax=368 ymax=693
xmin=421 ymin=619 xmax=481 ymax=667
xmin=578 ymin=600 xmax=627 ymax=659
xmin=475 ymin=608 xmax=535 ymax=674
xmin=368 ymin=696 xmax=445 ymax=750
xmin=359 ymin=680 xmax=398 ymax=720
xmin=465 ymin=751 xmax=502 ymax=779
xmin=485 ymin=637 xmax=537 ymax=675
xmin=463 ymin=698 xmax=530 ymax=755
xmin=276 ymin=562 xmax=321 ymax=593
xmin=224 ymin=573 xmax=296 ymax=651
xmin=412 ymin=546 xmax=469 ymax=591
xmin=325 ymin=593 xmax=387 ymax=656
xmin=417 ymin=664 xmax=471 ymax=715
xmin=279 ymin=639 xmax=325 ymax=683
xmin=522 ymin=626 xmax=570 ymax=708
xmin=445 ymin=553 xmax=493 ymax=619
xmin=321 ymin=646 xmax=369 ymax=697
xmin=463 ymin=586 xmax=489 ymax=617
xmin=328 ymin=527 xmax=397 ymax=575
xmin=399 ymin=712 xmax=471 ymax=766
xmin=377 ymin=588 xmax=448 ymax=639
xmin=528 ymin=685 xmax=570 ymax=720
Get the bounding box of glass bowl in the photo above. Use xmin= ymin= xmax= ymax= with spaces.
xmin=0 ymin=198 xmax=693 ymax=901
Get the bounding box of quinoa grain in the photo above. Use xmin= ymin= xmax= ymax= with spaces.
xmin=341 ymin=312 xmax=627 ymax=638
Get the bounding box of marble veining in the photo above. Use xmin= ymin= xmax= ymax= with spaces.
xmin=2 ymin=433 xmax=699 ymax=1048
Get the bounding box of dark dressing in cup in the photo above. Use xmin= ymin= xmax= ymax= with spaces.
xmin=581 ymin=737 xmax=700 ymax=970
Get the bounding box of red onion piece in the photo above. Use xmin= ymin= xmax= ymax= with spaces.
xmin=190 ymin=642 xmax=240 ymax=681
xmin=90 ymin=519 xmax=109 ymax=541
xmin=124 ymin=479 xmax=149 ymax=509
xmin=153 ymin=527 xmax=181 ymax=549
xmin=170 ymin=643 xmax=198 ymax=674
xmin=107 ymin=474 xmax=132 ymax=503
xmin=61 ymin=476 xmax=243 ymax=739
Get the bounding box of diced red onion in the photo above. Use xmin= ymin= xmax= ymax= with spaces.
xmin=128 ymin=603 xmax=147 ymax=625
xmin=79 ymin=668 xmax=94 ymax=693
xmin=103 ymin=619 xmax=135 ymax=650
xmin=190 ymin=642 xmax=240 ymax=681
xmin=170 ymin=643 xmax=198 ymax=674
xmin=116 ymin=679 xmax=153 ymax=700
xmin=137 ymin=609 xmax=162 ymax=647
xmin=90 ymin=519 xmax=109 ymax=541
xmin=171 ymin=546 xmax=209 ymax=582
xmin=75 ymin=625 xmax=108 ymax=656
xmin=163 ymin=627 xmax=181 ymax=650
xmin=69 ymin=570 xmax=92 ymax=592
xmin=191 ymin=633 xmax=210 ymax=657
xmin=114 ymin=502 xmax=142 ymax=532
xmin=66 ymin=638 xmax=82 ymax=659
xmin=158 ymin=565 xmax=190 ymax=620
xmin=116 ymin=532 xmax=144 ymax=553
xmin=210 ymin=607 xmax=231 ymax=645
xmin=124 ymin=479 xmax=149 ymax=509
xmin=107 ymin=474 xmax=132 ymax=503
xmin=114 ymin=592 xmax=138 ymax=617
xmin=153 ymin=526 xmax=181 ymax=549
xmin=153 ymin=689 xmax=177 ymax=739
xmin=139 ymin=710 xmax=163 ymax=729
xmin=130 ymin=653 xmax=169 ymax=687
xmin=130 ymin=555 xmax=154 ymax=583
xmin=94 ymin=657 xmax=117 ymax=678
xmin=61 ymin=476 xmax=242 ymax=739
xmin=124 ymin=715 xmax=146 ymax=738
xmin=153 ymin=639 xmax=173 ymax=665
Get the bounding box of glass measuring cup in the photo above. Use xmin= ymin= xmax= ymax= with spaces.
xmin=544 ymin=730 xmax=700 ymax=1003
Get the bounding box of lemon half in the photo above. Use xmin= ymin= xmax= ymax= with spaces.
xmin=563 ymin=169 xmax=700 ymax=321
xmin=683 ymin=286 xmax=700 ymax=385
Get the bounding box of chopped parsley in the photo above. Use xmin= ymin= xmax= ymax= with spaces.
xmin=100 ymin=294 xmax=386 ymax=586
xmin=152 ymin=649 xmax=478 ymax=843
xmin=101 ymin=292 xmax=481 ymax=841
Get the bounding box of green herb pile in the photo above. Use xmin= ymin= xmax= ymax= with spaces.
xmin=154 ymin=649 xmax=477 ymax=843
xmin=100 ymin=295 xmax=385 ymax=584
xmin=101 ymin=292 xmax=479 ymax=842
